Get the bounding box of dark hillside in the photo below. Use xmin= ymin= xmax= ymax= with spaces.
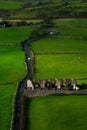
xmin=0 ymin=0 xmax=87 ymax=19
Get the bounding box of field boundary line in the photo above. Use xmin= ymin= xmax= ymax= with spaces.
xmin=0 ymin=82 xmax=16 ymax=85
xmin=75 ymin=78 xmax=87 ymax=80
xmin=24 ymin=89 xmax=87 ymax=97
xmin=34 ymin=52 xmax=87 ymax=55
xmin=0 ymin=43 xmax=19 ymax=46
xmin=51 ymin=36 xmax=87 ymax=40
xmin=10 ymin=82 xmax=18 ymax=130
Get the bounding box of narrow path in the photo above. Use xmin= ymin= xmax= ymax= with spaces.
xmin=12 ymin=41 xmax=32 ymax=130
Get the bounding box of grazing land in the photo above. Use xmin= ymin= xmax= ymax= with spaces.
xmin=0 ymin=27 xmax=33 ymax=44
xmin=0 ymin=1 xmax=25 ymax=9
xmin=34 ymin=54 xmax=87 ymax=79
xmin=31 ymin=38 xmax=87 ymax=53
xmin=8 ymin=1 xmax=87 ymax=19
xmin=54 ymin=19 xmax=87 ymax=38
xmin=56 ymin=26 xmax=87 ymax=38
xmin=54 ymin=18 xmax=87 ymax=27
xmin=27 ymin=96 xmax=87 ymax=130
xmin=31 ymin=37 xmax=87 ymax=80
xmin=0 ymin=46 xmax=26 ymax=83
xmin=0 ymin=84 xmax=17 ymax=130
xmin=0 ymin=1 xmax=87 ymax=130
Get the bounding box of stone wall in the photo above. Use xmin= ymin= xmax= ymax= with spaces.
xmin=24 ymin=89 xmax=87 ymax=97
xmin=24 ymin=79 xmax=87 ymax=97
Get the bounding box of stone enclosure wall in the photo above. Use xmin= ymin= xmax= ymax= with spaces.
xmin=24 ymin=79 xmax=87 ymax=97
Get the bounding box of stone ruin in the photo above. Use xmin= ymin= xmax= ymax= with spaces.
xmin=26 ymin=79 xmax=79 ymax=91
xmin=26 ymin=80 xmax=34 ymax=90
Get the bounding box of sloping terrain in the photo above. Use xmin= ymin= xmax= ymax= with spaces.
xmin=0 ymin=0 xmax=87 ymax=19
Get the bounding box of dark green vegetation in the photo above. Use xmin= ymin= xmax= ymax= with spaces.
xmin=0 ymin=46 xmax=26 ymax=83
xmin=0 ymin=0 xmax=87 ymax=19
xmin=31 ymin=38 xmax=87 ymax=52
xmin=30 ymin=18 xmax=87 ymax=39
xmin=27 ymin=96 xmax=87 ymax=130
xmin=0 ymin=27 xmax=33 ymax=44
xmin=0 ymin=84 xmax=17 ymax=130
xmin=0 ymin=0 xmax=60 ymax=2
xmin=0 ymin=1 xmax=25 ymax=9
xmin=10 ymin=1 xmax=87 ymax=19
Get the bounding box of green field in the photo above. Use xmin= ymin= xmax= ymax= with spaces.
xmin=0 ymin=1 xmax=25 ymax=9
xmin=0 ymin=1 xmax=87 ymax=130
xmin=0 ymin=27 xmax=33 ymax=44
xmin=27 ymin=96 xmax=87 ymax=130
xmin=54 ymin=27 xmax=87 ymax=39
xmin=55 ymin=18 xmax=87 ymax=27
xmin=24 ymin=0 xmax=61 ymax=5
xmin=77 ymin=79 xmax=87 ymax=85
xmin=34 ymin=54 xmax=87 ymax=79
xmin=54 ymin=19 xmax=87 ymax=38
xmin=9 ymin=1 xmax=87 ymax=20
xmin=31 ymin=38 xmax=87 ymax=52
xmin=0 ymin=84 xmax=17 ymax=130
xmin=31 ymin=37 xmax=87 ymax=80
xmin=0 ymin=46 xmax=26 ymax=83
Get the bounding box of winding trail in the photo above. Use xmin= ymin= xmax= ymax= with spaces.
xmin=12 ymin=41 xmax=32 ymax=130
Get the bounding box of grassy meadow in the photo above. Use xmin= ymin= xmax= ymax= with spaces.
xmin=27 ymin=96 xmax=87 ymax=130
xmin=9 ymin=1 xmax=87 ymax=19
xmin=0 ymin=1 xmax=87 ymax=130
xmin=54 ymin=18 xmax=87 ymax=27
xmin=0 ymin=84 xmax=17 ymax=130
xmin=31 ymin=37 xmax=87 ymax=80
xmin=31 ymin=38 xmax=87 ymax=52
xmin=77 ymin=79 xmax=87 ymax=85
xmin=34 ymin=54 xmax=87 ymax=79
xmin=54 ymin=27 xmax=87 ymax=39
xmin=0 ymin=27 xmax=33 ymax=44
xmin=25 ymin=0 xmax=61 ymax=5
xmin=0 ymin=46 xmax=26 ymax=83
xmin=54 ymin=19 xmax=87 ymax=38
xmin=0 ymin=1 xmax=25 ymax=9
